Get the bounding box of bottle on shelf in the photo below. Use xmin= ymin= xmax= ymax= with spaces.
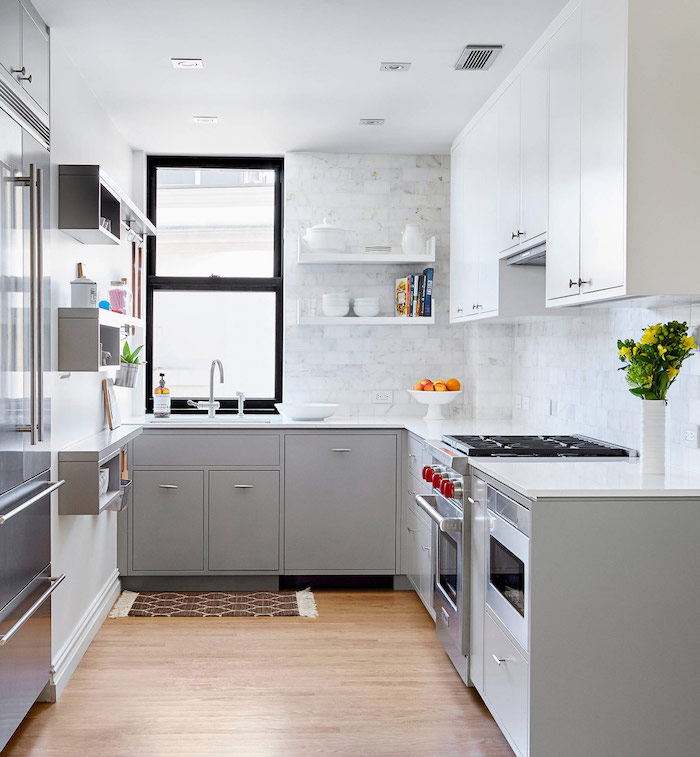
xmin=153 ymin=373 xmax=171 ymax=418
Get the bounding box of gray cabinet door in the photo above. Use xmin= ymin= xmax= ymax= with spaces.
xmin=208 ymin=471 xmax=280 ymax=571
xmin=284 ymin=434 xmax=397 ymax=572
xmin=20 ymin=5 xmax=49 ymax=114
xmin=0 ymin=0 xmax=21 ymax=78
xmin=132 ymin=470 xmax=204 ymax=572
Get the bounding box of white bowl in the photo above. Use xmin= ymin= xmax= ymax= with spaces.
xmin=407 ymin=389 xmax=462 ymax=420
xmin=353 ymin=304 xmax=380 ymax=317
xmin=323 ymin=303 xmax=350 ymax=317
xmin=275 ymin=403 xmax=340 ymax=421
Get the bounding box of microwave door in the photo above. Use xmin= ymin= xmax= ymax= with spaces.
xmin=0 ymin=110 xmax=28 ymax=497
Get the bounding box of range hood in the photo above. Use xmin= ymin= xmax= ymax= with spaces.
xmin=504 ymin=240 xmax=546 ymax=266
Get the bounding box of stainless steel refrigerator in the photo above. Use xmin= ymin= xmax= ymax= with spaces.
xmin=0 ymin=104 xmax=64 ymax=750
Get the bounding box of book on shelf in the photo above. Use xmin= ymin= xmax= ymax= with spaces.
xmin=395 ymin=276 xmax=410 ymax=317
xmin=422 ymin=267 xmax=433 ymax=317
xmin=396 ymin=270 xmax=434 ymax=317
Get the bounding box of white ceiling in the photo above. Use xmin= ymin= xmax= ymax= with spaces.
xmin=34 ymin=0 xmax=568 ymax=156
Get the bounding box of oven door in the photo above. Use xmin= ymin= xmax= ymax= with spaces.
xmin=486 ymin=509 xmax=529 ymax=651
xmin=415 ymin=493 xmax=466 ymax=675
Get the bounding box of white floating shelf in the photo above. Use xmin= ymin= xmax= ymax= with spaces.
xmin=297 ymin=235 xmax=436 ymax=265
xmin=296 ymin=301 xmax=435 ymax=326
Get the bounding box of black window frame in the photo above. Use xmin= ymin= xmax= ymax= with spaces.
xmin=145 ymin=155 xmax=284 ymax=414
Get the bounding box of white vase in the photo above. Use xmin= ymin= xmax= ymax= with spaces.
xmin=401 ymin=223 xmax=424 ymax=256
xmin=640 ymin=399 xmax=666 ymax=475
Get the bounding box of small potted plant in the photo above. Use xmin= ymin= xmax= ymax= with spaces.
xmin=618 ymin=320 xmax=696 ymax=474
xmin=115 ymin=341 xmax=144 ymax=388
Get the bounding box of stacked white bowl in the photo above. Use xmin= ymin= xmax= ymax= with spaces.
xmin=322 ymin=292 xmax=350 ymax=317
xmin=352 ymin=296 xmax=380 ymax=317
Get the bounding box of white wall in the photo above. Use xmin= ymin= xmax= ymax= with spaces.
xmin=284 ymin=152 xmax=469 ymax=417
xmin=47 ymin=36 xmax=140 ymax=692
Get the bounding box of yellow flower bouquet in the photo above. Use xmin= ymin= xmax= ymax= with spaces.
xmin=618 ymin=321 xmax=696 ymax=401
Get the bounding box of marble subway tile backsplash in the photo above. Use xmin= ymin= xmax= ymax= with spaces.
xmin=284 ymin=151 xmax=470 ymax=418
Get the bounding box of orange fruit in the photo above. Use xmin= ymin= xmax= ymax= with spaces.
xmin=446 ymin=378 xmax=461 ymax=391
xmin=413 ymin=382 xmax=424 ymax=391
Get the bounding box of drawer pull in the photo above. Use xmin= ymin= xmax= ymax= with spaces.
xmin=233 ymin=484 xmax=254 ymax=489
xmin=408 ymin=490 xmax=416 ymax=496
xmin=408 ymin=453 xmax=416 ymax=460
xmin=421 ymin=546 xmax=430 ymax=552
xmin=492 ymin=654 xmax=513 ymax=666
xmin=158 ymin=484 xmax=179 ymax=490
xmin=331 ymin=448 xmax=352 ymax=452
xmin=0 ymin=575 xmax=65 ymax=647
xmin=407 ymin=526 xmax=416 ymax=534
xmin=0 ymin=480 xmax=64 ymax=525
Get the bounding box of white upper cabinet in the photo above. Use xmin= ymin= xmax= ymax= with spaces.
xmin=0 ymin=1 xmax=21 ymax=80
xmin=519 ymin=45 xmax=549 ymax=246
xmin=21 ymin=3 xmax=49 ymax=114
xmin=546 ymin=6 xmax=582 ymax=301
xmin=449 ymin=137 xmax=468 ymax=321
xmin=495 ymin=80 xmax=522 ymax=254
xmin=0 ymin=1 xmax=49 ymax=117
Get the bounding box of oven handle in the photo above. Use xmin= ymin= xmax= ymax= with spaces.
xmin=415 ymin=494 xmax=462 ymax=533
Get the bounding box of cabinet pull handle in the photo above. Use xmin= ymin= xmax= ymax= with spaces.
xmin=0 ymin=481 xmax=64 ymax=525
xmin=407 ymin=526 xmax=416 ymax=533
xmin=511 ymin=230 xmax=525 ymax=240
xmin=578 ymin=278 xmax=590 ymax=287
xmin=456 ymin=307 xmax=463 ymax=314
xmin=408 ymin=490 xmax=416 ymax=496
xmin=158 ymin=484 xmax=178 ymax=489
xmin=569 ymin=278 xmax=578 ymax=288
xmin=466 ymin=496 xmax=479 ymax=506
xmin=492 ymin=654 xmax=513 ymax=666
xmin=0 ymin=575 xmax=65 ymax=647
xmin=12 ymin=66 xmax=32 ymax=82
xmin=421 ymin=546 xmax=430 ymax=552
xmin=331 ymin=448 xmax=352 ymax=452
xmin=408 ymin=453 xmax=416 ymax=460
xmin=233 ymin=484 xmax=254 ymax=489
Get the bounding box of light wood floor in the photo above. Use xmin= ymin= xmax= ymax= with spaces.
xmin=5 ymin=590 xmax=513 ymax=757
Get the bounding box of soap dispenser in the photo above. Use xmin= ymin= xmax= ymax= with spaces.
xmin=153 ymin=373 xmax=171 ymax=418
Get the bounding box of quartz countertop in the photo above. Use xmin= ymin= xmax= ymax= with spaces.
xmin=469 ymin=458 xmax=700 ymax=500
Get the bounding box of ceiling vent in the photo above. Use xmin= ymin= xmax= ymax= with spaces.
xmin=454 ymin=45 xmax=503 ymax=71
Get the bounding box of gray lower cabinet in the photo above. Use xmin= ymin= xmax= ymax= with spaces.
xmin=132 ymin=470 xmax=205 ymax=572
xmin=208 ymin=471 xmax=280 ymax=571
xmin=284 ymin=433 xmax=398 ymax=573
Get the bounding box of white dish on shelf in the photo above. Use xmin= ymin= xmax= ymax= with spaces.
xmin=275 ymin=403 xmax=340 ymax=421
xmin=407 ymin=389 xmax=462 ymax=420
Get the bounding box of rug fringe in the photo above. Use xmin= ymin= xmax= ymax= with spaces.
xmin=109 ymin=590 xmax=139 ymax=618
xmin=295 ymin=588 xmax=318 ymax=618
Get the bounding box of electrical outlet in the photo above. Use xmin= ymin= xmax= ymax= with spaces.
xmin=372 ymin=390 xmax=393 ymax=404
xmin=682 ymin=423 xmax=700 ymax=448
xmin=522 ymin=396 xmax=531 ymax=411
xmin=514 ymin=394 xmax=522 ymax=409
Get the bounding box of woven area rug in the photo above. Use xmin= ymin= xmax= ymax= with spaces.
xmin=109 ymin=589 xmax=318 ymax=618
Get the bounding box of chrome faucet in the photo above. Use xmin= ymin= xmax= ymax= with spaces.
xmin=187 ymin=359 xmax=225 ymax=418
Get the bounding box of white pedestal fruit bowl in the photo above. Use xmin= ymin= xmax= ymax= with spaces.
xmin=407 ymin=390 xmax=462 ymax=420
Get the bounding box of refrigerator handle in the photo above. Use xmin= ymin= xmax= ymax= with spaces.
xmin=36 ymin=167 xmax=44 ymax=442
xmin=27 ymin=163 xmax=37 ymax=446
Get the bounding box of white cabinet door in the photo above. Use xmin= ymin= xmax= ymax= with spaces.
xmin=21 ymin=5 xmax=49 ymax=114
xmin=450 ymin=138 xmax=469 ymax=321
xmin=547 ymin=7 xmax=583 ymax=302
xmin=0 ymin=0 xmax=21 ymax=79
xmin=580 ymin=0 xmax=627 ymax=296
xmin=496 ymin=80 xmax=522 ymax=253
xmin=520 ymin=45 xmax=549 ymax=246
xmin=475 ymin=109 xmax=500 ymax=315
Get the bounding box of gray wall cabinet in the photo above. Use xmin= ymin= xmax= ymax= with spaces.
xmin=208 ymin=471 xmax=280 ymax=571
xmin=284 ymin=433 xmax=398 ymax=573
xmin=132 ymin=470 xmax=205 ymax=572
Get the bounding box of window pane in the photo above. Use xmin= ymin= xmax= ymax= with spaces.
xmin=152 ymin=291 xmax=277 ymax=399
xmin=155 ymin=167 xmax=276 ymax=277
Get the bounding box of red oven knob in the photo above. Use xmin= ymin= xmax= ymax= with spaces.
xmin=444 ymin=482 xmax=455 ymax=498
xmin=422 ymin=466 xmax=433 ymax=481
xmin=440 ymin=479 xmax=449 ymax=495
xmin=432 ymin=472 xmax=443 ymax=489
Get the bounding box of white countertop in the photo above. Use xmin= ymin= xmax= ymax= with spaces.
xmin=469 ymin=458 xmax=700 ymax=500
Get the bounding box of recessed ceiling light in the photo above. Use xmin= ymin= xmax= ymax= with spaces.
xmin=380 ymin=62 xmax=411 ymax=72
xmin=359 ymin=118 xmax=385 ymax=126
xmin=192 ymin=116 xmax=218 ymax=124
xmin=171 ymin=58 xmax=204 ymax=69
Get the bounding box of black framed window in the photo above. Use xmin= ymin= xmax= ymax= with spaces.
xmin=146 ymin=156 xmax=283 ymax=413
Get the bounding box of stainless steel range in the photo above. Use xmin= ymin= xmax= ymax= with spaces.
xmin=415 ymin=434 xmax=635 ymax=684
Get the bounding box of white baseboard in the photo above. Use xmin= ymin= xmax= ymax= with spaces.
xmin=38 ymin=569 xmax=121 ymax=702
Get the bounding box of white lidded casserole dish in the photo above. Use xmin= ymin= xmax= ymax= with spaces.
xmin=303 ymin=218 xmax=350 ymax=252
